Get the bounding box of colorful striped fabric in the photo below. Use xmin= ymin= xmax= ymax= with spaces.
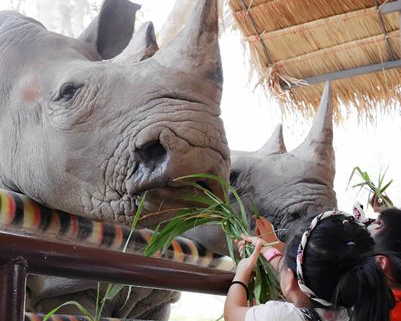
xmin=0 ymin=189 xmax=233 ymax=270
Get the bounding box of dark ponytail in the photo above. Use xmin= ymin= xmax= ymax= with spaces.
xmin=284 ymin=212 xmax=394 ymax=321
xmin=334 ymin=256 xmax=394 ymax=321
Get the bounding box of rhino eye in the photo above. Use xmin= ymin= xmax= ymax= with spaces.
xmin=58 ymin=83 xmax=78 ymax=101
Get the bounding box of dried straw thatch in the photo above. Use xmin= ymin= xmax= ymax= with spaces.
xmin=229 ymin=0 xmax=401 ymax=121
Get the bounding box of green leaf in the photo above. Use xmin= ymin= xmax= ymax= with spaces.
xmin=181 ymin=195 xmax=217 ymax=206
xmin=43 ymin=301 xmax=95 ymax=321
xmin=254 ymin=265 xmax=262 ymax=304
xmin=175 ymin=173 xmax=248 ymax=227
xmin=102 ymin=283 xmax=125 ymax=302
xmin=123 ymin=191 xmax=148 ymax=253
xmin=95 ymin=282 xmax=100 ymax=318
xmin=143 ymin=173 xmax=281 ymax=305
xmin=380 ymin=180 xmax=393 ymax=193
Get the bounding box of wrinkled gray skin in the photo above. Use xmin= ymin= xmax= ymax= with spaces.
xmin=0 ymin=0 xmax=229 ymax=319
xmin=230 ymin=82 xmax=337 ymax=240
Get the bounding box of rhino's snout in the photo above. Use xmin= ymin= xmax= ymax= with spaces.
xmin=124 ymin=126 xmax=228 ymax=203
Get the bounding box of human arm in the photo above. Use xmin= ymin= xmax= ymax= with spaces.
xmin=224 ymin=241 xmax=263 ymax=321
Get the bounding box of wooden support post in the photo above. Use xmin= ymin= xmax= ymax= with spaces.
xmin=0 ymin=257 xmax=28 ymax=321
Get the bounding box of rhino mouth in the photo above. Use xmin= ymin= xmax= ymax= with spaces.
xmin=128 ymin=180 xmax=216 ymax=229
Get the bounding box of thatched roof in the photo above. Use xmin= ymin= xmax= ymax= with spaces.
xmin=229 ymin=0 xmax=401 ymax=121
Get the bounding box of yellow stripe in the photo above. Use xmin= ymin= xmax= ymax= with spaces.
xmin=22 ymin=198 xmax=41 ymax=230
xmin=87 ymin=220 xmax=103 ymax=245
xmin=201 ymin=250 xmax=214 ymax=267
xmin=111 ymin=225 xmax=124 ymax=249
xmin=0 ymin=190 xmax=14 ymax=225
xmin=181 ymin=238 xmax=199 ymax=264
xmin=171 ymin=240 xmax=185 ymax=262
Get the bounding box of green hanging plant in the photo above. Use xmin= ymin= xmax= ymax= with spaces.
xmin=347 ymin=166 xmax=394 ymax=212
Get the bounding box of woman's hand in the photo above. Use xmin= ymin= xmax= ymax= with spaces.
xmin=255 ymin=216 xmax=285 ymax=252
xmin=237 ymin=234 xmax=267 ymax=257
xmin=233 ymin=240 xmax=263 ymax=283
xmin=237 ymin=233 xmax=283 ymax=272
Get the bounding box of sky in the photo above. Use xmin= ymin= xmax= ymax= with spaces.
xmin=1 ymin=0 xmax=401 ymax=319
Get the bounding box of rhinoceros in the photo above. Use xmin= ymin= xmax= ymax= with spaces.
xmin=229 ymin=82 xmax=337 ymax=239
xmin=0 ymin=0 xmax=229 ymax=319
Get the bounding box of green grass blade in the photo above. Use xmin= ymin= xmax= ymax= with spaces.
xmin=181 ymin=195 xmax=217 ymax=206
xmin=102 ymin=283 xmax=125 ymax=302
xmin=380 ymin=180 xmax=393 ymax=193
xmin=95 ymin=282 xmax=100 ymax=318
xmin=175 ymin=173 xmax=248 ymax=225
xmin=43 ymin=301 xmax=95 ymax=321
xmin=254 ymin=265 xmax=262 ymax=304
xmin=123 ymin=191 xmax=148 ymax=253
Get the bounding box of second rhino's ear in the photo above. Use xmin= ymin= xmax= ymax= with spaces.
xmin=78 ymin=0 xmax=141 ymax=60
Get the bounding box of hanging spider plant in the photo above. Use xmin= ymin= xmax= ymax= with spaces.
xmin=144 ymin=173 xmax=281 ymax=305
xmin=347 ymin=166 xmax=393 ymax=212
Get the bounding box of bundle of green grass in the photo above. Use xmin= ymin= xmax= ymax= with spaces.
xmin=145 ymin=174 xmax=281 ymax=304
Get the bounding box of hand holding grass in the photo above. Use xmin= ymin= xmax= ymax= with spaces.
xmin=233 ymin=241 xmax=264 ymax=284
xmin=237 ymin=234 xmax=283 ymax=272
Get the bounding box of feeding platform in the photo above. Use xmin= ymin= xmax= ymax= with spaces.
xmin=229 ymin=0 xmax=401 ymax=120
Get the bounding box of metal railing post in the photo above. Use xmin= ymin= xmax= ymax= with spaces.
xmin=0 ymin=257 xmax=28 ymax=321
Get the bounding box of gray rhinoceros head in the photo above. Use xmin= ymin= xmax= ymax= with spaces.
xmin=230 ymin=83 xmax=337 ymax=239
xmin=0 ymin=0 xmax=230 ymax=227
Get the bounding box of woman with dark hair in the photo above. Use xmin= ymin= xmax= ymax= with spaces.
xmin=372 ymin=208 xmax=401 ymax=320
xmin=224 ymin=211 xmax=395 ymax=321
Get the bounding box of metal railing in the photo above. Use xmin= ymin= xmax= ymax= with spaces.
xmin=0 ymin=230 xmax=233 ymax=321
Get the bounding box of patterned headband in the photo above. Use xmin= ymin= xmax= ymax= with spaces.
xmin=296 ymin=210 xmax=364 ymax=306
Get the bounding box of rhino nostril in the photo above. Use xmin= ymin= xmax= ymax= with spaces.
xmin=135 ymin=141 xmax=167 ymax=167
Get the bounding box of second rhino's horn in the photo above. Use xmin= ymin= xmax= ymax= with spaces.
xmin=292 ymin=81 xmax=335 ymax=178
xmin=153 ymin=0 xmax=222 ymax=86
xmin=258 ymin=124 xmax=287 ymax=155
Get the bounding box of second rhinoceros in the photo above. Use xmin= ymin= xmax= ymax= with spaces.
xmin=230 ymin=82 xmax=337 ymax=239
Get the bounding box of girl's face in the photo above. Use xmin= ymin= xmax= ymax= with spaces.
xmin=368 ymin=218 xmax=384 ymax=237
xmin=279 ymin=263 xmax=296 ymax=302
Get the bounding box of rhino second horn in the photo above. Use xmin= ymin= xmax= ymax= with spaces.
xmin=114 ymin=22 xmax=159 ymax=63
xmin=292 ymin=81 xmax=334 ymax=176
xmin=154 ymin=0 xmax=223 ymax=86
xmin=258 ymin=124 xmax=287 ymax=155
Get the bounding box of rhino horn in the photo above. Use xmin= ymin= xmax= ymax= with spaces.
xmin=258 ymin=124 xmax=287 ymax=155
xmin=292 ymin=81 xmax=335 ymax=178
xmin=154 ymin=0 xmax=222 ymax=86
xmin=114 ymin=22 xmax=159 ymax=63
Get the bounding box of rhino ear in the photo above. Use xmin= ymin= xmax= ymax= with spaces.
xmin=113 ymin=22 xmax=159 ymax=63
xmin=78 ymin=0 xmax=141 ymax=59
xmin=258 ymin=124 xmax=287 ymax=155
